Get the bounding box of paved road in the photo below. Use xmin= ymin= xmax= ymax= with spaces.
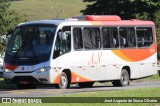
xmin=0 ymin=80 xmax=159 ymax=97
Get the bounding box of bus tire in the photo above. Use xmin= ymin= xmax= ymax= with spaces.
xmin=78 ymin=82 xmax=94 ymax=88
xmin=112 ymin=69 xmax=129 ymax=87
xmin=55 ymin=72 xmax=70 ymax=89
xmin=17 ymin=84 xmax=36 ymax=89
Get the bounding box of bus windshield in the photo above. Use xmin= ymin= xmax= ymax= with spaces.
xmin=6 ymin=25 xmax=56 ymax=65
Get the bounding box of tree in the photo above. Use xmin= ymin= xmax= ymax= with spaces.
xmin=81 ymin=0 xmax=131 ymax=19
xmin=155 ymin=12 xmax=160 ymax=59
xmin=81 ymin=0 xmax=160 ymax=20
xmin=0 ymin=1 xmax=28 ymax=56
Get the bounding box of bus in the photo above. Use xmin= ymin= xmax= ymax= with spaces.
xmin=3 ymin=15 xmax=157 ymax=89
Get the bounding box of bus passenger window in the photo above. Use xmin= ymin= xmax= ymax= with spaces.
xmin=136 ymin=27 xmax=153 ymax=47
xmin=127 ymin=28 xmax=136 ymax=47
xmin=119 ymin=27 xmax=136 ymax=48
xmin=119 ymin=28 xmax=127 ymax=48
xmin=102 ymin=27 xmax=118 ymax=48
xmin=83 ymin=28 xmax=101 ymax=49
xmin=73 ymin=28 xmax=83 ymax=50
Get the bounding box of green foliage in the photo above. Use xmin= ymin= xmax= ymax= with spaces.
xmin=0 ymin=1 xmax=28 ymax=56
xmin=81 ymin=0 xmax=160 ymax=20
xmin=135 ymin=12 xmax=150 ymax=20
xmin=155 ymin=12 xmax=160 ymax=59
xmin=9 ymin=0 xmax=87 ymax=21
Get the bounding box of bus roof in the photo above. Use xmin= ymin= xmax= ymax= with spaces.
xmin=18 ymin=15 xmax=155 ymax=27
xmin=18 ymin=20 xmax=65 ymax=26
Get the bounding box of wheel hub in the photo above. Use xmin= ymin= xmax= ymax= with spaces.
xmin=122 ymin=73 xmax=128 ymax=85
xmin=60 ymin=76 xmax=67 ymax=87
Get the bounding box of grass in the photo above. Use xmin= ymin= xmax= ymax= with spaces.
xmin=0 ymin=103 xmax=159 ymax=106
xmin=134 ymin=72 xmax=160 ymax=81
xmin=145 ymin=72 xmax=160 ymax=80
xmin=0 ymin=104 xmax=155 ymax=106
xmin=0 ymin=78 xmax=16 ymax=89
xmin=59 ymin=87 xmax=160 ymax=97
xmin=0 ymin=88 xmax=159 ymax=106
xmin=9 ymin=0 xmax=88 ymax=21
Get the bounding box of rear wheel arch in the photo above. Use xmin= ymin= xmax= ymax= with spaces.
xmin=112 ymin=66 xmax=130 ymax=87
xmin=122 ymin=66 xmax=131 ymax=80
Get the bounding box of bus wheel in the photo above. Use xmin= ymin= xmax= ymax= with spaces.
xmin=78 ymin=82 xmax=94 ymax=88
xmin=17 ymin=84 xmax=36 ymax=89
xmin=55 ymin=72 xmax=70 ymax=89
xmin=112 ymin=69 xmax=129 ymax=87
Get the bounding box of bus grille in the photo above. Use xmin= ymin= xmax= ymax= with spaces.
xmin=11 ymin=76 xmax=39 ymax=84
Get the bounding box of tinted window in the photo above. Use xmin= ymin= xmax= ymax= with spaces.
xmin=102 ymin=27 xmax=118 ymax=48
xmin=119 ymin=27 xmax=136 ymax=48
xmin=7 ymin=27 xmax=55 ymax=56
xmin=136 ymin=27 xmax=153 ymax=47
xmin=73 ymin=28 xmax=83 ymax=50
xmin=83 ymin=28 xmax=101 ymax=49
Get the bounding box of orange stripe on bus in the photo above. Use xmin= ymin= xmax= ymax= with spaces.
xmin=112 ymin=44 xmax=156 ymax=62
xmin=53 ymin=74 xmax=61 ymax=84
xmin=71 ymin=72 xmax=92 ymax=83
xmin=53 ymin=72 xmax=92 ymax=84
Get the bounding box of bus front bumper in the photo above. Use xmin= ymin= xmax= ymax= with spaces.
xmin=3 ymin=71 xmax=52 ymax=84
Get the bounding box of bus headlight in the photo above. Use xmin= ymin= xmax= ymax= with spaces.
xmin=4 ymin=69 xmax=11 ymax=73
xmin=35 ymin=67 xmax=51 ymax=73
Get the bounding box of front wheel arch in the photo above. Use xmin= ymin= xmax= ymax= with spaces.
xmin=55 ymin=69 xmax=71 ymax=89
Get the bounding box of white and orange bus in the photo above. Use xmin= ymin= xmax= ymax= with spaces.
xmin=3 ymin=15 xmax=157 ymax=89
